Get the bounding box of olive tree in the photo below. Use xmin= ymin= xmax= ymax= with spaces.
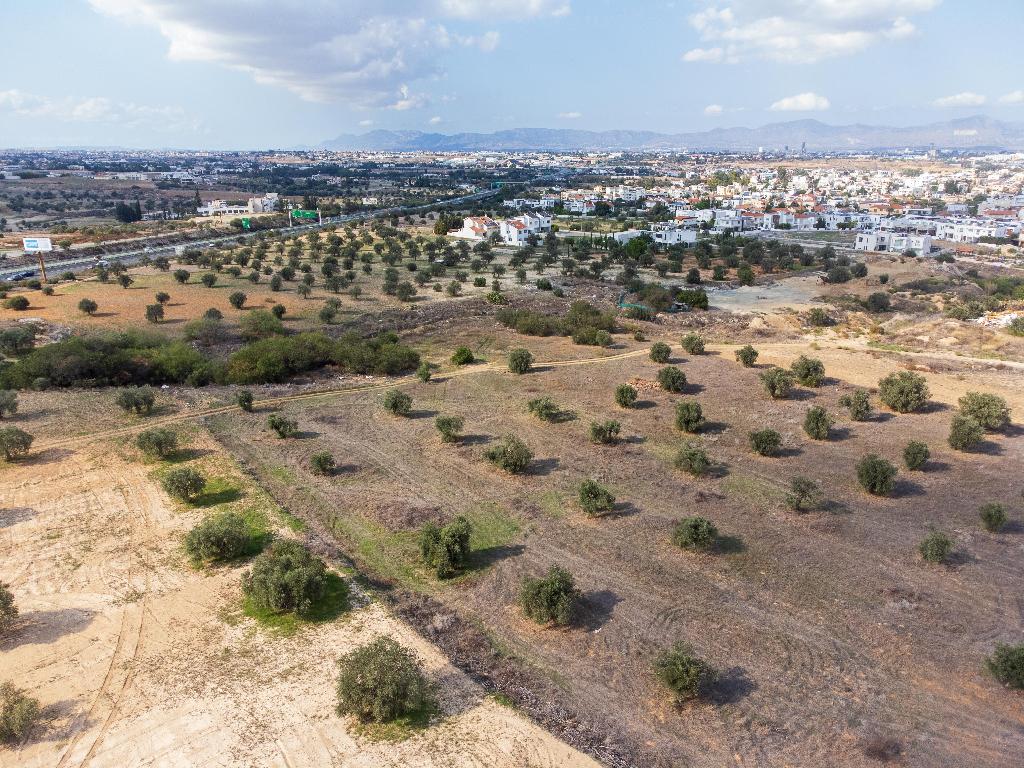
xmin=526 ymin=397 xmax=559 ymax=422
xmin=382 ymin=389 xmax=412 ymax=416
xmin=0 ymin=682 xmax=41 ymax=745
xmin=760 ymin=367 xmax=794 ymax=399
xmin=419 ymin=516 xmax=471 ymax=578
xmin=786 ymin=476 xmax=824 ymax=512
xmin=135 ymin=428 xmax=178 ymax=459
xmin=672 ymin=516 xmax=717 ymax=551
xmin=162 ymin=467 xmax=206 ymax=501
xmin=484 ymin=434 xmax=533 ymax=473
xmin=919 ymin=530 xmax=953 ymax=564
xmin=735 ymin=345 xmax=758 ymax=367
xmin=856 ymin=454 xmax=897 ymax=496
xmin=0 ymin=583 xmax=17 ymax=636
xmin=791 ymin=355 xmax=825 ymax=387
xmin=578 ymin=479 xmax=615 ymax=516
xmin=948 ymin=414 xmax=983 ymax=451
xmin=839 ymin=390 xmax=872 ymax=421
xmin=657 ymin=366 xmax=687 ymax=393
xmin=986 ymin=644 xmax=1024 ymax=689
xmin=878 ymin=371 xmax=929 ymax=413
xmin=335 ymin=637 xmax=431 ymax=723
xmin=310 ymin=451 xmax=336 ymax=475
xmin=680 ymin=333 xmax=705 ymax=355
xmin=184 ymin=512 xmax=252 ymax=563
xmin=903 ymin=441 xmax=929 ymax=470
xmin=649 ymin=342 xmax=671 ymax=363
xmin=958 ymin=392 xmax=1010 ymax=431
xmin=0 ymin=427 xmax=33 ymax=461
xmin=508 ymin=348 xmax=533 ymax=374
xmin=979 ymin=503 xmax=1007 ymax=533
xmin=652 ymin=643 xmax=716 ymax=703
xmin=434 ymin=415 xmax=464 ymax=443
xmin=267 ymin=413 xmax=299 ymax=438
xmin=614 ymin=384 xmax=638 ymax=408
xmin=115 ymin=386 xmax=156 ymax=415
xmin=520 ymin=566 xmax=580 ymax=626
xmin=589 ymin=420 xmax=621 ymax=445
xmin=674 ymin=401 xmax=704 ymax=433
xmin=674 ymin=442 xmax=710 ymax=477
xmin=0 ymin=391 xmax=18 ymax=419
xmin=242 ymin=539 xmax=329 ymax=616
xmin=803 ymin=406 xmax=833 ymax=440
xmin=749 ymin=428 xmax=782 ymax=457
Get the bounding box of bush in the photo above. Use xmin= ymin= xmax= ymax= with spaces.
xmin=760 ymin=367 xmax=794 ymax=399
xmin=435 ymin=415 xmax=464 ymax=443
xmin=864 ymin=292 xmax=891 ymax=312
xmin=162 ymin=467 xmax=206 ymax=501
xmin=578 ymin=479 xmax=615 ymax=516
xmin=749 ymin=428 xmax=782 ymax=456
xmin=735 ymin=345 xmax=758 ymax=367
xmin=674 ymin=401 xmax=704 ymax=433
xmin=680 ymin=333 xmax=705 ymax=355
xmin=958 ymin=392 xmax=1010 ymax=431
xmin=240 ymin=309 xmax=285 ymax=341
xmin=115 ymin=386 xmax=156 ymax=415
xmin=986 ymin=644 xmax=1024 ymax=689
xmin=484 ymin=434 xmax=533 ymax=473
xmin=919 ymin=530 xmax=953 ymax=564
xmin=589 ymin=420 xmax=621 ymax=445
xmin=78 ymin=297 xmax=98 ymax=315
xmin=242 ymin=539 xmax=329 ymax=616
xmin=674 ymin=442 xmax=710 ymax=476
xmin=271 ymin=303 xmax=286 ymax=318
xmin=451 ymin=346 xmax=475 ymax=365
xmin=416 ymin=361 xmax=432 ymax=382
xmin=672 ymin=516 xmax=717 ymax=551
xmin=420 ymin=516 xmax=471 ymax=578
xmin=0 ymin=427 xmax=32 ymax=461
xmin=310 ymin=451 xmax=336 ymax=475
xmin=806 ymin=307 xmax=832 ymax=327
xmin=856 ymin=454 xmax=897 ymax=496
xmin=652 ymin=643 xmax=716 ymax=703
xmin=948 ymin=413 xmax=983 ymax=451
xmin=267 ymin=413 xmax=299 ymax=437
xmin=0 ymin=327 xmax=35 ymax=356
xmin=614 ymin=384 xmax=638 ymax=408
xmin=1008 ymin=317 xmax=1024 ymax=337
xmin=791 ymin=355 xmax=825 ymax=387
xmin=336 ymin=637 xmax=430 ymax=723
xmin=201 ymin=273 xmax=218 ymax=288
xmin=803 ymin=406 xmax=833 ymax=440
xmin=135 ymin=428 xmax=178 ymax=458
xmin=649 ymin=342 xmax=671 ymax=363
xmin=903 ymin=441 xmax=929 ymax=470
xmin=786 ymin=476 xmax=824 ymax=512
xmin=878 ymin=371 xmax=929 ymax=413
xmin=657 ymin=366 xmax=687 ymax=393
xmin=527 ymin=396 xmax=559 ymax=422
xmin=228 ymin=291 xmax=246 ymax=309
xmin=506 ymin=347 xmax=534 ymax=374
xmin=204 ymin=307 xmax=224 ymax=320
xmin=184 ymin=512 xmax=252 ymax=563
xmin=0 ymin=583 xmax=16 ymax=636
xmin=839 ymin=390 xmax=872 ymax=421
xmin=3 ymin=296 xmax=29 ymax=311
xmin=173 ymin=269 xmax=190 ymax=284
xmin=155 ymin=291 xmax=170 ymax=304
xmin=0 ymin=682 xmax=41 ymax=745
xmin=382 ymin=389 xmax=412 ymax=416
xmin=237 ymin=390 xmax=254 ymax=411
xmin=520 ymin=566 xmax=580 ymax=626
xmin=0 ymin=391 xmax=17 ymax=419
xmin=144 ymin=303 xmax=164 ymax=323
xmin=979 ymin=503 xmax=1007 ymax=533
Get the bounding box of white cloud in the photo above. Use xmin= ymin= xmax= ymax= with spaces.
xmin=428 ymin=116 xmax=443 ymax=124
xmin=0 ymin=89 xmax=199 ymax=131
xmin=703 ymin=104 xmax=724 ymax=115
xmin=998 ymin=90 xmax=1024 ymax=105
xmin=358 ymin=119 xmax=374 ymax=126
xmin=932 ymin=91 xmax=986 ymax=108
xmin=89 ymin=0 xmax=569 ymax=108
xmin=769 ymin=92 xmax=830 ymax=112
xmin=558 ymin=111 xmax=582 ymax=119
xmin=682 ymin=1 xmax=938 ymax=65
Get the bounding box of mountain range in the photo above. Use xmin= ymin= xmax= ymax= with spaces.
xmin=320 ymin=116 xmax=1024 ymax=153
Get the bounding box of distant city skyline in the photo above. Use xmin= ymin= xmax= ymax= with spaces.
xmin=1 ymin=0 xmax=1023 ymax=149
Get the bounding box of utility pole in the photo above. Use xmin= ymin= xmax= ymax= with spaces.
xmin=36 ymin=251 xmax=47 ymax=283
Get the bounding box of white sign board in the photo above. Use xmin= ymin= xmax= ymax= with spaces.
xmin=23 ymin=237 xmax=53 ymax=253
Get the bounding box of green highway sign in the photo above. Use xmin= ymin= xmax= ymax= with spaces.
xmin=291 ymin=209 xmax=317 ymax=220
xmin=241 ymin=217 xmax=252 ymax=230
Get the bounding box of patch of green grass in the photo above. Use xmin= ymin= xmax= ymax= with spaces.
xmin=242 ymin=571 xmax=350 ymax=637
xmin=867 ymin=340 xmax=910 ymax=353
xmin=721 ymin=473 xmax=785 ymax=508
xmin=490 ymin=692 xmax=517 ymax=709
xmin=535 ymin=489 xmax=566 ymax=519
xmin=267 ymin=464 xmax=297 ymax=484
xmin=349 ymin=701 xmax=437 ymax=743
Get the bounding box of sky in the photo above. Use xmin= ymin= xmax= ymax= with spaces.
xmin=1 ymin=0 xmax=1023 ymax=149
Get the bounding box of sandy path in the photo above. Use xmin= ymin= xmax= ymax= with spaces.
xmin=0 ymin=446 xmax=598 ymax=768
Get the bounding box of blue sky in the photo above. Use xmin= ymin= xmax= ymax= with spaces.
xmin=1 ymin=0 xmax=1022 ymax=149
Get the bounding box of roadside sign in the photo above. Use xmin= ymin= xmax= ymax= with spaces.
xmin=22 ymin=237 xmax=52 ymax=252
xmin=241 ymin=217 xmax=252 ymax=230
xmin=291 ymin=209 xmax=318 ymax=220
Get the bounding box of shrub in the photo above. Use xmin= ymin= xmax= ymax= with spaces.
xmin=791 ymin=355 xmax=825 ymax=387
xmin=1008 ymin=317 xmax=1024 ymax=337
xmin=310 ymin=451 xmax=336 ymax=475
xmin=0 ymin=583 xmax=16 ymax=636
xmin=237 ymin=390 xmax=254 ymax=411
xmin=135 ymin=428 xmax=178 ymax=458
xmin=0 ymin=391 xmax=17 ymax=419
xmin=416 ymin=361 xmax=432 ymax=382
xmin=201 ymin=273 xmax=217 ymax=288
xmin=172 ymin=268 xmax=190 ymax=284
xmin=760 ymin=367 xmax=794 ymax=399
xmin=864 ymin=292 xmax=891 ymax=312
xmin=435 ymin=415 xmax=464 ymax=443
xmin=78 ymin=297 xmax=98 ymax=315
xmin=674 ymin=401 xmax=704 ymax=433
xmin=948 ymin=413 xmax=983 ymax=451
xmin=903 ymin=441 xmax=929 ymax=470
xmin=335 ymin=637 xmax=430 ymax=723
xmin=652 ymin=643 xmax=716 ymax=703
xmin=184 ymin=512 xmax=251 ymax=563
xmin=0 ymin=427 xmax=32 ymax=461
xmin=578 ymin=479 xmax=615 ymax=516
xmin=806 ymin=307 xmax=832 ymax=327
xmin=979 ymin=503 xmax=1007 ymax=533
xmin=204 ymin=307 xmax=223 ymax=320
xmin=450 ymin=346 xmax=474 ymax=365
xmin=680 ymin=333 xmax=705 ymax=355
xmin=839 ymin=390 xmax=872 ymax=421
xmin=749 ymin=428 xmax=782 ymax=456
xmin=162 ymin=467 xmax=206 ymax=500
xmin=267 ymin=413 xmax=299 ymax=437
xmin=735 ymin=345 xmax=758 ymax=367
xmin=240 ymin=309 xmax=285 ymax=340
xmin=878 ymin=371 xmax=929 ymax=413
xmin=856 ymin=454 xmax=897 ymax=496
xmin=508 ymin=348 xmax=533 ymax=374
xmin=657 ymin=366 xmax=687 ymax=393
xmin=803 ymin=406 xmax=833 ymax=440
xmin=143 ymin=302 xmax=165 ymax=324
xmin=0 ymin=327 xmax=35 ymax=356
xmin=786 ymin=476 xmax=824 ymax=512
xmin=271 ymin=303 xmax=286 ymax=318
xmin=520 ymin=566 xmax=580 ymax=626
xmin=382 ymin=389 xmax=412 ymax=416
xmin=228 ymin=291 xmax=246 ymax=309
xmin=649 ymin=342 xmax=671 ymax=363
xmin=614 ymin=384 xmax=638 ymax=408
xmin=0 ymin=682 xmax=41 ymax=745
xmin=420 ymin=516 xmax=471 ymax=578
xmin=527 ymin=397 xmax=559 ymax=422
xmin=242 ymin=539 xmax=329 ymax=616
xmin=484 ymin=434 xmax=533 ymax=473
xmin=155 ymin=291 xmax=170 ymax=304
xmin=115 ymin=386 xmax=156 ymax=415
xmin=672 ymin=516 xmax=717 ymax=551
xmin=3 ymin=296 xmax=29 ymax=311
xmin=589 ymin=420 xmax=621 ymax=445
xmin=674 ymin=442 xmax=710 ymax=476
xmin=958 ymin=392 xmax=1010 ymax=431
xmin=594 ymin=329 xmax=613 ymax=347
xmin=919 ymin=530 xmax=953 ymax=564
xmin=986 ymin=644 xmax=1024 ymax=689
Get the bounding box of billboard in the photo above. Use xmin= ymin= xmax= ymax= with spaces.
xmin=291 ymin=209 xmax=317 ymax=220
xmin=23 ymin=237 xmax=53 ymax=253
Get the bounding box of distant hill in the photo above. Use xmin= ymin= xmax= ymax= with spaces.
xmin=321 ymin=116 xmax=1024 ymax=152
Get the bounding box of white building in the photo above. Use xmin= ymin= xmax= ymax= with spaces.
xmin=651 ymin=223 xmax=697 ymax=245
xmin=935 ymin=219 xmax=1012 ymax=243
xmin=855 ymin=232 xmax=933 ymax=254
xmin=248 ymin=192 xmax=279 ymax=213
xmin=605 ymin=185 xmax=646 ymax=202
xmin=499 ymin=212 xmax=551 ymax=246
xmin=455 ymin=216 xmax=500 ymax=241
xmin=197 ymin=199 xmax=250 ymax=216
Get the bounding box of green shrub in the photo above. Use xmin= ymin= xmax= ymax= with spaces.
xmin=791 ymin=355 xmax=825 ymax=387
xmin=760 ymin=367 xmax=794 ymax=399
xmin=420 ymin=516 xmax=471 ymax=578
xmin=948 ymin=413 xmax=983 ymax=451
xmin=115 ymin=386 xmax=156 ymax=414
xmin=240 ymin=309 xmax=285 ymax=340
xmin=735 ymin=345 xmax=758 ymax=367
xmin=839 ymin=390 xmax=872 ymax=421
xmin=657 ymin=366 xmax=687 ymax=393
xmin=649 ymin=342 xmax=671 ymax=363
xmin=674 ymin=401 xmax=704 ymax=433
xmin=155 ymin=291 xmax=170 ymax=304
xmin=680 ymin=333 xmax=705 ymax=355
xmin=1007 ymin=317 xmax=1024 ymax=337
xmin=614 ymin=384 xmax=638 ymax=408
xmin=674 ymin=442 xmax=710 ymax=476
xmin=242 ymin=539 xmax=330 ymax=616
xmin=228 ymin=291 xmax=246 ymax=309
xmin=878 ymin=371 xmax=929 ymax=413
xmin=652 ymin=643 xmax=716 ymax=703
xmin=979 ymin=503 xmax=1007 ymax=533
xmin=451 ymin=346 xmax=475 ymax=365
xmin=672 ymin=516 xmax=717 ymax=551
xmin=803 ymin=406 xmax=833 ymax=440
xmin=958 ymin=392 xmax=1010 ymax=431
xmin=749 ymin=428 xmax=782 ymax=456
xmin=0 ymin=391 xmax=18 ymax=419
xmin=0 ymin=583 xmax=16 ymax=636
xmin=986 ymin=644 xmax=1024 ymax=689
xmin=145 ymin=303 xmax=164 ymax=323
xmin=786 ymin=476 xmax=823 ymax=512
xmin=173 ymin=268 xmax=190 ymax=283
xmin=484 ymin=434 xmax=533 ymax=473
xmin=310 ymin=451 xmax=336 ymax=476
xmin=162 ymin=467 xmax=206 ymax=501
xmin=237 ymin=390 xmax=254 ymax=411
xmin=3 ymin=296 xmax=29 ymax=311
xmin=527 ymin=397 xmax=559 ymax=422
xmin=919 ymin=530 xmax=953 ymax=564
xmin=77 ymin=297 xmax=98 ymax=315
xmin=520 ymin=566 xmax=580 ymax=626
xmin=856 ymin=454 xmax=897 ymax=496
xmin=806 ymin=307 xmax=832 ymax=327
xmin=135 ymin=428 xmax=178 ymax=458
xmin=336 ymin=637 xmax=431 ymax=723
xmin=267 ymin=413 xmax=299 ymax=438
xmin=185 ymin=512 xmax=252 ymax=563
xmin=593 ymin=329 xmax=613 ymax=347
xmin=589 ymin=420 xmax=621 ymax=445
xmin=201 ymin=273 xmax=217 ymax=288
xmin=864 ymin=292 xmax=891 ymax=312
xmin=903 ymin=441 xmax=929 ymax=470
xmin=508 ymin=348 xmax=533 ymax=374
xmin=0 ymin=427 xmax=32 ymax=461
xmin=435 ymin=415 xmax=464 ymax=443
xmin=578 ymin=479 xmax=615 ymax=516
xmin=0 ymin=682 xmax=41 ymax=745
xmin=0 ymin=327 xmax=35 ymax=356
xmin=416 ymin=361 xmax=432 ymax=382
xmin=271 ymin=303 xmax=286 ymax=318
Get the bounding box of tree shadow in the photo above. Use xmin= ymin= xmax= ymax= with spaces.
xmin=945 ymin=549 xmax=979 ymax=569
xmin=685 ymin=383 xmax=706 ymax=395
xmin=871 ymin=412 xmax=895 ymax=423
xmin=578 ymin=589 xmax=621 ymax=631
xmin=713 ymin=534 xmax=746 ymax=554
xmin=701 ymin=420 xmax=729 ymax=435
xmin=166 ymin=447 xmax=215 ymax=464
xmin=621 ymin=435 xmax=647 ymax=445
xmin=1002 ymin=423 xmax=1024 ymax=438
xmin=550 ymin=409 xmax=578 ymax=424
xmin=603 ymin=501 xmax=640 ymax=519
xmin=632 ymin=400 xmax=659 ymax=410
xmin=920 ymin=401 xmax=950 ymax=414
xmin=460 ymin=434 xmax=492 ymax=446
xmin=293 ymin=430 xmax=321 ymax=440
xmin=0 ymin=608 xmax=96 ymax=650
xmin=0 ymin=506 xmax=35 ymax=528
xmin=194 ymin=486 xmax=243 ymax=507
xmin=408 ymin=409 xmax=440 ymax=420
xmin=999 ymin=520 xmax=1024 ymax=535
xmin=27 ymin=448 xmax=75 ymax=466
xmin=829 ymin=426 xmax=853 ymax=441
xmin=775 ymin=446 xmax=803 ymax=458
xmin=821 ymin=499 xmax=853 ymax=516
xmin=968 ymin=440 xmax=1004 ymax=457
xmin=528 ymin=457 xmax=560 ymax=476
xmin=468 ymin=542 xmax=525 ymax=571
xmin=893 ymin=479 xmax=926 ymax=498
xmin=922 ymin=459 xmax=951 ymax=471
xmin=789 ymin=388 xmax=817 ymax=401
xmin=707 ymin=666 xmax=757 ymax=705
